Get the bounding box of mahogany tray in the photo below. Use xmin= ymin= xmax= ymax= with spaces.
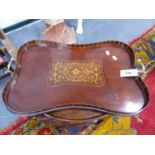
xmin=2 ymin=40 xmax=149 ymax=121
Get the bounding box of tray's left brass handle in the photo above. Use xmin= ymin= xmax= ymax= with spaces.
xmin=5 ymin=58 xmax=15 ymax=76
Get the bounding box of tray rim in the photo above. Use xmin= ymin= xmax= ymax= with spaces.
xmin=2 ymin=40 xmax=149 ymax=120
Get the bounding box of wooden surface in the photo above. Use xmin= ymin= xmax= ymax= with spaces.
xmin=2 ymin=40 xmax=149 ymax=122
xmin=0 ymin=19 xmax=154 ymax=128
xmin=41 ymin=19 xmax=76 ymax=44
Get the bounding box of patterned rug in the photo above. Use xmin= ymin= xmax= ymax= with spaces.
xmin=1 ymin=24 xmax=155 ymax=135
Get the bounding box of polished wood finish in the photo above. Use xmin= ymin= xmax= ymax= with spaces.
xmin=41 ymin=19 xmax=76 ymax=44
xmin=2 ymin=40 xmax=149 ymax=122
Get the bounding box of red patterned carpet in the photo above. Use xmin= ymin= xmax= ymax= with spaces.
xmin=131 ymin=64 xmax=155 ymax=134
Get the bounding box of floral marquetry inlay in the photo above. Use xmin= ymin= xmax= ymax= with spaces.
xmin=49 ymin=61 xmax=105 ymax=86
